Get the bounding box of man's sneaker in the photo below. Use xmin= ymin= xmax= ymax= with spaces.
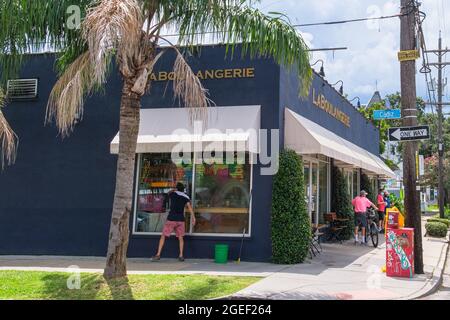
xmin=151 ymin=255 xmax=161 ymax=261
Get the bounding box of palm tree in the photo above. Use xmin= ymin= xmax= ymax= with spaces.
xmin=0 ymin=0 xmax=312 ymax=279
xmin=0 ymin=88 xmax=17 ymax=168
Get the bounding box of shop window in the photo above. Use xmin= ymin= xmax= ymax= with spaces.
xmin=134 ymin=153 xmax=193 ymax=233
xmin=193 ymin=153 xmax=251 ymax=235
xmin=133 ymin=152 xmax=252 ymax=236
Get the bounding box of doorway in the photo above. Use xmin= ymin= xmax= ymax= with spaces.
xmin=304 ymin=159 xmax=320 ymax=225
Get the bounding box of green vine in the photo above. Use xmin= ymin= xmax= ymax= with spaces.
xmin=331 ymin=166 xmax=354 ymax=240
xmin=271 ymin=150 xmax=310 ymax=264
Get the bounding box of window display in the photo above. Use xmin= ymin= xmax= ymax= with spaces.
xmin=193 ymin=154 xmax=251 ymax=234
xmin=135 ymin=154 xmax=192 ymax=233
xmin=134 ymin=153 xmax=251 ymax=236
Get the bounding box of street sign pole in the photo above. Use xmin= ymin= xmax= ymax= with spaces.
xmin=425 ymin=34 xmax=448 ymax=219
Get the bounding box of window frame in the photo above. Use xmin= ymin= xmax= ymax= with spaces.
xmin=131 ymin=152 xmax=254 ymax=238
xmin=302 ymin=155 xmax=330 ymax=222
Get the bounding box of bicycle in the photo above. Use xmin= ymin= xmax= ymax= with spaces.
xmin=355 ymin=208 xmax=379 ymax=248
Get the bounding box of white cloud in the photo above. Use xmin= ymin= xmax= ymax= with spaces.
xmin=257 ymin=0 xmax=450 ymax=105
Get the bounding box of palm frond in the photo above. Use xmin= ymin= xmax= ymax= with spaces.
xmin=168 ymin=0 xmax=312 ymax=96
xmin=82 ymin=0 xmax=144 ymax=82
xmin=172 ymin=49 xmax=212 ymax=124
xmin=46 ymin=51 xmax=97 ymax=137
xmin=0 ymin=0 xmax=90 ymax=84
xmin=132 ymin=50 xmax=165 ymax=95
xmin=0 ymin=89 xmax=17 ymax=168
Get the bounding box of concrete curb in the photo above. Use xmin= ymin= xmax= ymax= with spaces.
xmin=402 ymin=233 xmax=449 ymax=300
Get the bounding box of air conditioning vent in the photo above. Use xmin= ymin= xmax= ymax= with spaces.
xmin=6 ymin=78 xmax=38 ymax=100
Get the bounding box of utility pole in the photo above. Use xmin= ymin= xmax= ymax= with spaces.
xmin=400 ymin=0 xmax=423 ymax=274
xmin=425 ymin=34 xmax=449 ymax=219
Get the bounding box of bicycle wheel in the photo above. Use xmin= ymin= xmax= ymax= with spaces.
xmin=370 ymin=222 xmax=379 ymax=247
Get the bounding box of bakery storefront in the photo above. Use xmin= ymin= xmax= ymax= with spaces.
xmin=110 ymin=105 xmax=261 ymax=238
xmin=0 ymin=45 xmax=394 ymax=261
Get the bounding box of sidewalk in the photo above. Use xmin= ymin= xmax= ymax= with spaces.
xmin=233 ymin=234 xmax=448 ymax=300
xmin=0 ymin=224 xmax=448 ymax=300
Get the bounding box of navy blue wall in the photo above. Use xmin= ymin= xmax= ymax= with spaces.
xmin=128 ymin=46 xmax=280 ymax=261
xmin=279 ymin=67 xmax=380 ymax=154
xmin=0 ymin=45 xmax=380 ymax=261
xmin=0 ymin=45 xmax=280 ymax=261
xmin=0 ymin=53 xmax=121 ymax=256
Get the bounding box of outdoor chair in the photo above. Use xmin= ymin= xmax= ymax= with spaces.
xmin=324 ymin=213 xmax=346 ymax=243
xmin=309 ymin=224 xmax=326 ymax=258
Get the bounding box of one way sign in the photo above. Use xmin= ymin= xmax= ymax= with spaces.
xmin=388 ymin=126 xmax=431 ymax=142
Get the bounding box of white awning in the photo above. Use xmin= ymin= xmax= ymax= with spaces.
xmin=285 ymin=109 xmax=396 ymax=179
xmin=110 ymin=105 xmax=261 ymax=154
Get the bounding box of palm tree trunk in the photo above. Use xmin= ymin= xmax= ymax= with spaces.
xmin=104 ymin=79 xmax=140 ymax=279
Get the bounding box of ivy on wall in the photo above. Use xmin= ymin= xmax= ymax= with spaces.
xmin=271 ymin=149 xmax=310 ymax=264
xmin=331 ymin=166 xmax=354 ymax=240
xmin=360 ymin=173 xmax=376 ymax=203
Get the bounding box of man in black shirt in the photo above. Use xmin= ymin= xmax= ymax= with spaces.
xmin=152 ymin=182 xmax=195 ymax=262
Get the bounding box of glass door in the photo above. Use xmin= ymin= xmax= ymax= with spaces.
xmin=311 ymin=162 xmax=319 ymax=225
xmin=304 ymin=159 xmax=320 ymax=225
xmin=304 ymin=164 xmax=311 ymax=220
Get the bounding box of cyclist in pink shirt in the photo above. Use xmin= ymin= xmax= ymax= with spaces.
xmin=352 ymin=190 xmax=378 ymax=245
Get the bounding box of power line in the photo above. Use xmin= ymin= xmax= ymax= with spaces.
xmin=292 ymin=13 xmax=405 ymax=27
xmin=160 ymin=12 xmax=405 ymax=38
xmin=416 ymin=7 xmax=438 ymax=115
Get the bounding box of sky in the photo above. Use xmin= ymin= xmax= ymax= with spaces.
xmin=254 ymin=0 xmax=450 ymax=110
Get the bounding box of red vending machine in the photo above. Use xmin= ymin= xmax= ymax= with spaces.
xmin=386 ymin=228 xmax=414 ymax=278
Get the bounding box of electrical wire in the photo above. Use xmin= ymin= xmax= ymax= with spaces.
xmin=292 ymin=13 xmax=405 ymax=28
xmin=159 ymin=12 xmax=406 ymax=38
xmin=415 ymin=1 xmax=438 ymax=116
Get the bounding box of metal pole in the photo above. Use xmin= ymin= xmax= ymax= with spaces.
xmin=437 ymin=35 xmax=446 ymax=219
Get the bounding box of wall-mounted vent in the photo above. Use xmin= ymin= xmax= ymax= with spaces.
xmin=6 ymin=78 xmax=38 ymax=100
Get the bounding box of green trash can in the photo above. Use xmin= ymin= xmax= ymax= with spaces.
xmin=214 ymin=244 xmax=229 ymax=264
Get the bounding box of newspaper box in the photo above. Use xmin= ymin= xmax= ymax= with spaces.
xmin=386 ymin=228 xmax=414 ymax=278
xmin=385 ymin=207 xmax=404 ymax=230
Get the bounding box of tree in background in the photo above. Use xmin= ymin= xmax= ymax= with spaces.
xmin=271 ymin=150 xmax=310 ymax=264
xmin=0 ymin=0 xmax=312 ymax=278
xmin=358 ymin=92 xmax=425 ymax=165
xmin=360 ymin=173 xmax=376 ymax=203
xmin=331 ymin=166 xmax=354 ymax=240
xmin=360 ymin=91 xmax=450 ymax=208
xmin=421 ymin=154 xmax=450 ymax=206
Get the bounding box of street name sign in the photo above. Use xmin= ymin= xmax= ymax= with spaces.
xmin=388 ymin=126 xmax=430 ymax=142
xmin=373 ymin=109 xmax=402 ymax=120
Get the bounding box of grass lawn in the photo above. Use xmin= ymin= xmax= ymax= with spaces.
xmin=0 ymin=271 xmax=259 ymax=300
